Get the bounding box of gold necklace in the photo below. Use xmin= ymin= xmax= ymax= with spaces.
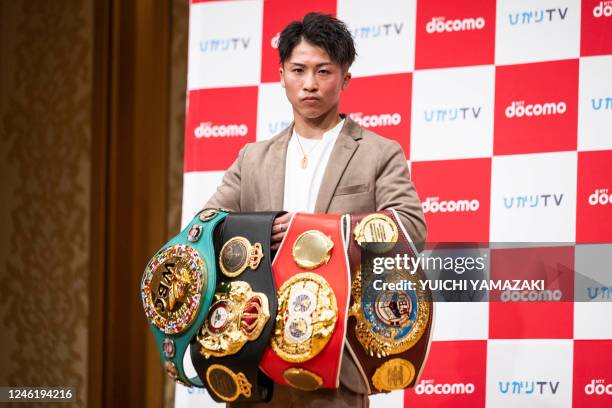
xmin=295 ymin=134 xmax=323 ymax=168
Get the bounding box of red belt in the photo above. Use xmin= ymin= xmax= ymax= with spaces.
xmin=346 ymin=209 xmax=434 ymax=394
xmin=260 ymin=213 xmax=350 ymax=391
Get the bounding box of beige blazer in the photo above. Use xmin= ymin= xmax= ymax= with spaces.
xmin=206 ymin=116 xmax=427 ymax=406
xmin=206 ymin=116 xmax=426 ymax=248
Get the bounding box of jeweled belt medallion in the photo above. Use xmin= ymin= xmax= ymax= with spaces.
xmin=197 ymin=281 xmax=269 ymax=358
xmin=350 ymin=267 xmax=429 ymax=357
xmin=271 ymin=273 xmax=337 ymax=363
xmin=141 ymin=244 xmax=205 ymax=334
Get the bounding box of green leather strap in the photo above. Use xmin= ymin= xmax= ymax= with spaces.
xmin=141 ymin=209 xmax=227 ymax=387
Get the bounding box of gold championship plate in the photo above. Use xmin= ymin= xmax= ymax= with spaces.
xmin=197 ymin=281 xmax=270 ymax=358
xmin=271 ymin=272 xmax=338 ymax=363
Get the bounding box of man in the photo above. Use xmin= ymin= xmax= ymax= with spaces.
xmin=205 ymin=12 xmax=426 ymax=407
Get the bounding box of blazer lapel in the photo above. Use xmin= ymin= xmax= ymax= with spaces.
xmin=267 ymin=124 xmax=292 ymax=210
xmin=314 ymin=118 xmax=362 ymax=213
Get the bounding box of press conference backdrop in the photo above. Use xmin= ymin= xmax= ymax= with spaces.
xmin=177 ymin=0 xmax=612 ymax=407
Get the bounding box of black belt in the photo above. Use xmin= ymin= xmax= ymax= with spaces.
xmin=190 ymin=211 xmax=283 ymax=403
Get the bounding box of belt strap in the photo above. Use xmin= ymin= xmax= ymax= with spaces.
xmin=260 ymin=213 xmax=351 ymax=390
xmin=346 ymin=209 xmax=434 ymax=394
xmin=190 ymin=212 xmax=283 ymax=403
xmin=141 ymin=209 xmax=227 ymax=387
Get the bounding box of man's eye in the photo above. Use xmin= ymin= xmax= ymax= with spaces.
xmin=319 ymin=70 xmax=330 ymax=74
xmin=292 ymin=68 xmax=303 ymax=73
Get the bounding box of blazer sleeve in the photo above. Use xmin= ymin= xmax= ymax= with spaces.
xmin=204 ymin=144 xmax=248 ymax=212
xmin=375 ymin=140 xmax=427 ymax=252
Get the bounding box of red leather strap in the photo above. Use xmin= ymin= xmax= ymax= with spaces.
xmin=260 ymin=213 xmax=350 ymax=389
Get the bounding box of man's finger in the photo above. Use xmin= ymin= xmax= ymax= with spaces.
xmin=271 ymin=231 xmax=285 ymax=242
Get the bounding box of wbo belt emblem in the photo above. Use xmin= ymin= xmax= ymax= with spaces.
xmin=271 ymin=273 xmax=337 ymax=363
xmin=220 ymin=237 xmax=264 ymax=278
xmin=141 ymin=244 xmax=205 ymax=334
xmin=349 ymin=267 xmax=430 ymax=358
xmin=197 ymin=281 xmax=270 ymax=358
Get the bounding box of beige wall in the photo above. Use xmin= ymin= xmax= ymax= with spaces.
xmin=0 ymin=1 xmax=188 ymax=407
xmin=0 ymin=1 xmax=92 ymax=406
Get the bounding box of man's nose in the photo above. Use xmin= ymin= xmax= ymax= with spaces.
xmin=302 ymin=72 xmax=318 ymax=92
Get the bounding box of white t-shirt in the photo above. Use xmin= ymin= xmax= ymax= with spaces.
xmin=283 ymin=119 xmax=345 ymax=213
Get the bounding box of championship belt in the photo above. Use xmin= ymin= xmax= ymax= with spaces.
xmin=346 ymin=209 xmax=433 ymax=394
xmin=260 ymin=213 xmax=350 ymax=391
xmin=141 ymin=208 xmax=227 ymax=387
xmin=190 ymin=212 xmax=283 ymax=403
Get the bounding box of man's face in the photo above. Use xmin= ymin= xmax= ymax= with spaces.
xmin=280 ymin=40 xmax=351 ymax=121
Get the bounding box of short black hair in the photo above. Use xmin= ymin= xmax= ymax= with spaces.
xmin=278 ymin=12 xmax=356 ymax=69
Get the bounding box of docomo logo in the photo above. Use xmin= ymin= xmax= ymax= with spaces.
xmin=349 ymin=112 xmax=402 ymax=128
xmin=426 ymin=16 xmax=486 ymax=33
xmin=422 ymin=197 xmax=480 ymax=214
xmin=194 ymin=122 xmax=249 ymax=138
xmin=593 ymin=1 xmax=612 ymax=18
xmin=415 ymin=379 xmax=475 ymax=395
xmin=589 ymin=189 xmax=612 ymax=206
xmin=505 ymin=101 xmax=567 ymax=118
xmin=271 ymin=32 xmax=280 ymax=48
xmin=501 ymin=289 xmax=562 ymax=302
xmin=585 ymin=379 xmax=612 ymax=395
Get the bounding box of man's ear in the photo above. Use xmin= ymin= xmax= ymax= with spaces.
xmin=342 ymin=71 xmax=352 ymax=90
xmin=279 ymin=66 xmax=285 ymax=88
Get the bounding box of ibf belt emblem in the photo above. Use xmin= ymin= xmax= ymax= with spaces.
xmin=197 ymin=281 xmax=269 ymax=358
xmin=141 ymin=244 xmax=205 ymax=334
xmin=271 ymin=273 xmax=337 ymax=363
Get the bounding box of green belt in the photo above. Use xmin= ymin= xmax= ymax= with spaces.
xmin=141 ymin=209 xmax=227 ymax=387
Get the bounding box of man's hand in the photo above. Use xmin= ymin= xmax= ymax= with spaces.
xmin=271 ymin=212 xmax=293 ymax=250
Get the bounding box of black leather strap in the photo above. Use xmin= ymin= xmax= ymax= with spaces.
xmin=190 ymin=211 xmax=283 ymax=403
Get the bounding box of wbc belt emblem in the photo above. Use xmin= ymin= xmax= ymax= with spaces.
xmin=142 ymin=244 xmax=205 ymax=334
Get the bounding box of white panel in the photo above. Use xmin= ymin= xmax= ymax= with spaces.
xmin=490 ymin=152 xmax=577 ymax=242
xmin=495 ymin=0 xmax=581 ymax=65
xmin=578 ymin=55 xmax=612 ymax=151
xmin=181 ymin=171 xmax=225 ymax=229
xmin=411 ymin=65 xmax=495 ymax=161
xmin=188 ymin=0 xmax=263 ymax=89
xmin=486 ymin=340 xmax=573 ymax=408
xmin=256 ymin=82 xmax=293 ymax=141
xmin=337 ymin=0 xmax=416 ymax=77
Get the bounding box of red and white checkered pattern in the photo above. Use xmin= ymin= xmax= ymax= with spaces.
xmin=178 ymin=1 xmax=612 ymax=406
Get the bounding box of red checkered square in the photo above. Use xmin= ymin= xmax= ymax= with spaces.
xmin=411 ymin=158 xmax=491 ymax=243
xmin=340 ymin=73 xmax=412 ymax=155
xmin=184 ymin=87 xmax=258 ymax=172
xmin=573 ymin=340 xmax=612 ymax=407
xmin=261 ymin=0 xmax=337 ymax=83
xmin=577 ymin=150 xmax=612 ymax=243
xmin=415 ymin=0 xmax=495 ymax=69
xmin=405 ymin=341 xmax=487 ymax=407
xmin=489 ymin=246 xmax=574 ymax=339
xmin=494 ymin=59 xmax=579 ymax=155
xmin=581 ymin=0 xmax=612 ymax=57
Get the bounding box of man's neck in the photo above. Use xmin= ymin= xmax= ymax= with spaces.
xmin=293 ymin=109 xmax=342 ymax=139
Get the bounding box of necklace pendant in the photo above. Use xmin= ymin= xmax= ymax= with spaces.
xmin=301 ymin=156 xmax=308 ymax=169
